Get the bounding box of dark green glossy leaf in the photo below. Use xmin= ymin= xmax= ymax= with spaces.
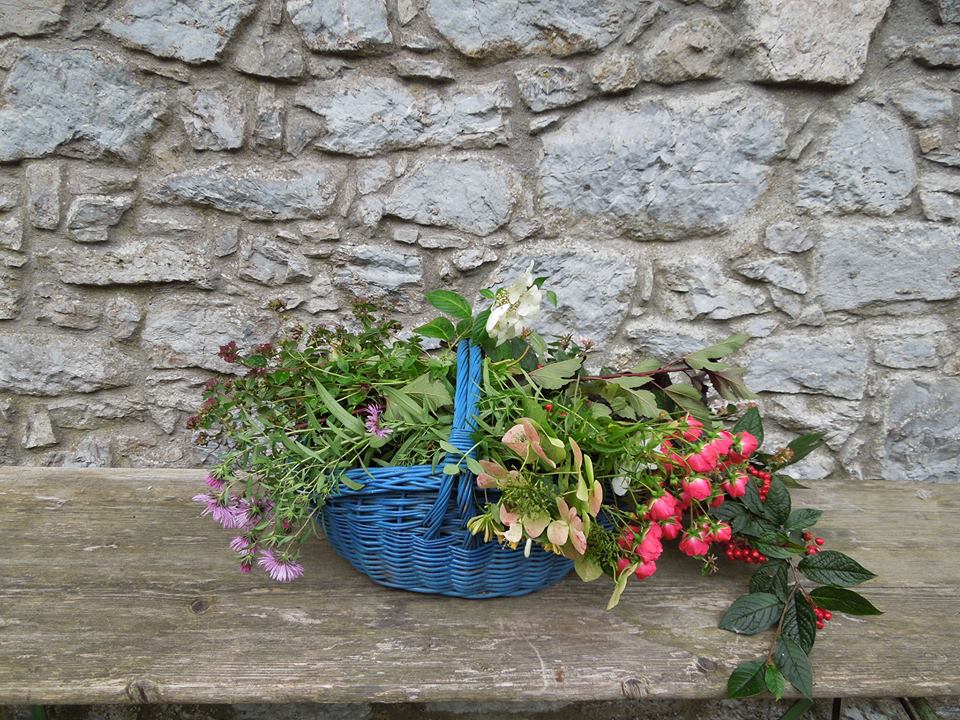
xmin=425 ymin=289 xmax=472 ymax=320
xmin=810 ymin=586 xmax=883 ymax=615
xmin=774 ymin=636 xmax=813 ymax=698
xmin=764 ymin=476 xmax=791 ymax=525
xmin=784 ymin=433 xmax=825 ymax=466
xmin=726 ymin=659 xmax=766 ymax=699
xmin=719 ymin=593 xmax=784 ymax=635
xmin=785 ymin=508 xmax=822 ymax=531
xmin=782 ymin=591 xmax=817 ymax=654
xmin=732 ymin=406 xmax=764 ymax=445
xmin=776 ymin=473 xmax=808 ymax=489
xmin=798 ymin=550 xmax=877 ymax=587
xmin=749 ymin=560 xmax=789 ymax=600
xmin=415 ymin=317 xmax=455 ymax=342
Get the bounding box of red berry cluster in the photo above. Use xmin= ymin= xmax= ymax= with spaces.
xmin=813 ymin=605 xmax=833 ymax=630
xmin=802 ymin=531 xmax=825 ymax=555
xmin=723 ymin=538 xmax=768 ymax=564
xmin=747 ymin=466 xmax=772 ymax=500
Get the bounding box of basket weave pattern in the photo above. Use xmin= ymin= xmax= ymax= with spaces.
xmin=321 ymin=340 xmax=573 ymax=598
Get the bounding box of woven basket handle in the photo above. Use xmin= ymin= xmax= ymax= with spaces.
xmin=421 ymin=339 xmax=483 ymax=538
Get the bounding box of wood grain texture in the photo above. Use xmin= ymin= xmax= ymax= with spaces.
xmin=0 ymin=467 xmax=958 ymax=705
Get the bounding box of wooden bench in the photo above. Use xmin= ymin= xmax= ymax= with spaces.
xmin=2 ymin=468 xmax=958 ymax=716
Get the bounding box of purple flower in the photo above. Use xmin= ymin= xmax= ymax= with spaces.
xmin=193 ymin=493 xmax=239 ymax=528
xmin=230 ymin=536 xmax=252 ymax=553
xmin=257 ymin=549 xmax=304 ymax=582
xmin=239 ymin=560 xmax=252 ymax=574
xmin=237 ymin=496 xmax=275 ymax=531
xmin=363 ymin=403 xmax=392 ymax=438
xmin=204 ymin=473 xmax=225 ymax=491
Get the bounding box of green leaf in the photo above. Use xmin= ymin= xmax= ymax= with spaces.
xmin=529 ymin=358 xmax=582 ymax=390
xmin=778 ymin=699 xmax=815 ymax=720
xmin=708 ymin=368 xmax=758 ymax=401
xmin=401 ymin=373 xmax=453 ymax=412
xmin=312 ymin=382 xmax=366 ymax=434
xmin=626 ymin=388 xmax=659 ymax=418
xmin=425 ymin=289 xmax=472 ymax=320
xmin=782 ymin=591 xmax=817 ymax=654
xmin=464 ymin=456 xmax=485 ymax=476
xmin=381 ymin=387 xmax=427 ymax=423
xmin=784 ymin=433 xmax=825 ymax=466
xmin=749 ymin=560 xmax=789 ymax=600
xmin=719 ymin=593 xmax=784 ymax=635
xmin=741 ymin=479 xmax=767 ymax=517
xmin=415 ymin=317 xmax=455 ymax=342
xmin=479 ymin=288 xmax=496 ymax=300
xmin=785 ymin=508 xmax=822 ymax=531
xmin=608 ymin=376 xmax=652 ymax=389
xmin=472 ymin=308 xmax=492 ymax=347
xmin=340 ymin=476 xmax=365 ymax=491
xmin=764 ymin=476 xmax=791 ymax=525
xmin=732 ymin=406 xmax=764 ymax=445
xmin=574 ymin=556 xmax=603 ymax=582
xmin=545 ymin=289 xmax=558 ymax=306
xmin=685 ymin=334 xmax=750 ymax=370
xmin=664 ymin=383 xmax=710 ymax=421
xmin=442 ymin=463 xmax=460 ymax=475
xmin=810 ymin=586 xmax=882 ymax=616
xmin=774 ymin=636 xmax=813 ymax=698
xmin=776 ymin=473 xmax=808 ymax=490
xmin=606 ymin=562 xmax=635 ymax=610
xmin=726 ymin=659 xmax=766 ymax=698
xmin=798 ymin=550 xmax=877 ymax=587
xmin=753 ymin=539 xmax=805 ymax=560
xmin=765 ymin=665 xmax=786 ymax=701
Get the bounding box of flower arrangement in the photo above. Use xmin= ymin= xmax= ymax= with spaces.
xmin=190 ymin=265 xmax=879 ymax=701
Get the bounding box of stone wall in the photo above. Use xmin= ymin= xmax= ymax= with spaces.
xmin=0 ymin=0 xmax=958 ymax=482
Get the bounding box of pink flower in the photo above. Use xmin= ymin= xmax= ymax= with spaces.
xmin=363 ymin=403 xmax=392 ymax=438
xmin=679 ymin=533 xmax=711 ymax=557
xmin=239 ymin=560 xmax=253 ymax=574
xmin=548 ymin=498 xmax=587 ymax=555
xmin=705 ymin=431 xmax=734 ymax=458
xmin=257 ymin=549 xmax=304 ymax=582
xmin=230 ymin=536 xmax=252 ymax=553
xmin=647 ymin=492 xmax=678 ymax=521
xmin=680 ymin=415 xmax=704 ymax=443
xmin=686 ymin=448 xmax=718 ymax=473
xmin=660 ymin=516 xmax=682 ymax=540
xmin=205 ymin=473 xmax=225 ymax=491
xmin=710 ymin=522 xmax=732 ymax=543
xmin=722 ymin=473 xmax=749 ymax=498
xmin=636 ymin=530 xmax=663 ymax=563
xmin=193 ymin=493 xmax=244 ymax=528
xmin=682 ymin=476 xmax=712 ymax=502
xmin=729 ymin=431 xmax=760 ymax=463
xmin=633 ymin=559 xmax=657 ymax=580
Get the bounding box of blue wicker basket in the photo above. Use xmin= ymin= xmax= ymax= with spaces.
xmin=320 ymin=340 xmax=573 ymax=598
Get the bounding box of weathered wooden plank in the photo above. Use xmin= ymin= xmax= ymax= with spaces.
xmin=0 ymin=467 xmax=957 ymax=705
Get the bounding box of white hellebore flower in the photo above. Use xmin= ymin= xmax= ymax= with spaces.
xmin=485 ymin=262 xmax=542 ymax=345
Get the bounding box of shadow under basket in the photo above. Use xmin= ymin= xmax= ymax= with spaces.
xmin=318 ymin=340 xmax=573 ymax=599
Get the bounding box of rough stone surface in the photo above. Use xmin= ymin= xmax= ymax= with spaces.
xmin=45 ymin=241 xmax=213 ymax=286
xmin=589 ymin=52 xmax=641 ymax=94
xmin=0 ymin=216 xmax=23 ymax=251
xmin=812 ymin=222 xmax=960 ymax=311
xmin=797 ymin=104 xmax=916 ymax=216
xmin=0 ymin=48 xmax=166 ymax=162
xmin=515 ymin=65 xmax=589 ymax=112
xmin=538 ymin=90 xmax=786 ymax=239
xmin=65 ymin=194 xmax=133 ymax=243
xmin=764 ymin=222 xmax=813 ymax=253
xmin=384 ymin=157 xmax=518 ymax=236
xmin=295 ymin=77 xmax=511 ymax=156
xmin=233 ymin=26 xmax=305 ymax=79
xmin=141 ymin=296 xmax=279 ymax=372
xmin=919 ymin=172 xmax=960 ymax=221
xmin=662 ymin=261 xmax=768 ymax=320
xmin=22 ymin=405 xmax=57 ymax=449
xmin=425 ymin=0 xmax=639 ymax=59
xmin=914 ymin=34 xmax=960 ymax=67
xmin=890 ymin=82 xmax=954 ymax=126
xmin=0 ymin=0 xmax=66 ymax=37
xmin=239 ymin=237 xmax=312 ymax=286
xmin=178 ymin=86 xmax=246 ymax=151
xmin=640 ymin=17 xmax=734 ymax=84
xmin=334 ymin=244 xmax=422 ymax=297
xmin=733 ymin=257 xmax=808 ymax=294
xmin=746 ymin=327 xmax=870 ymax=400
xmin=939 ymin=0 xmax=960 ymax=22
xmin=492 ymin=248 xmax=638 ymax=342
xmin=391 ymin=57 xmax=454 ymax=82
xmin=869 ymin=319 xmax=948 ymax=369
xmin=103 ymin=0 xmax=258 ymax=64
xmin=744 ymin=0 xmax=891 ymax=84
xmin=286 ymin=0 xmax=392 ymax=53
xmin=884 ymin=378 xmax=960 ymax=483
xmin=0 ymin=331 xmax=136 ymax=395
xmin=148 ymin=162 xmax=340 ymax=220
